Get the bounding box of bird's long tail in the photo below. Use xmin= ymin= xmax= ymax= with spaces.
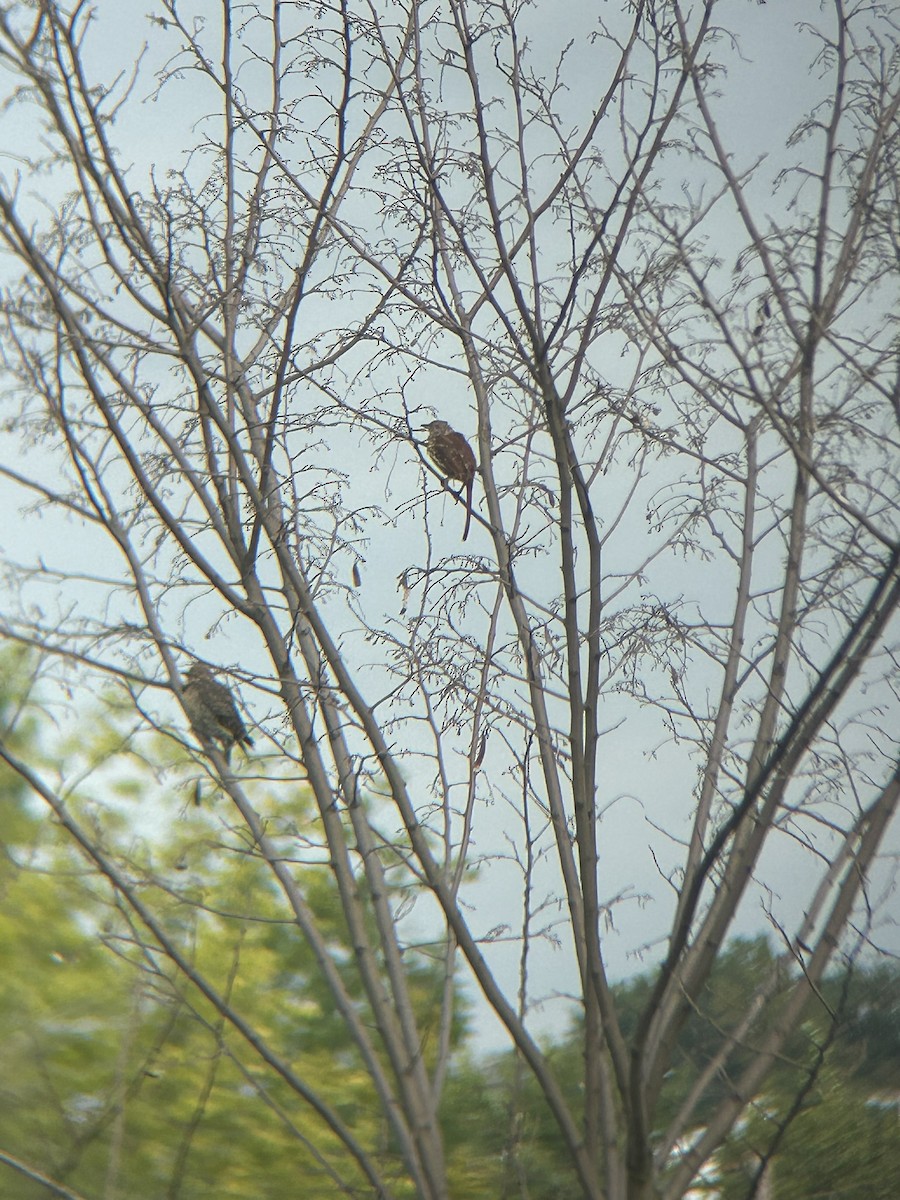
xmin=462 ymin=477 xmax=473 ymax=541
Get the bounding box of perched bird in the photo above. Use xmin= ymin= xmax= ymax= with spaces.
xmin=423 ymin=420 xmax=477 ymax=541
xmin=182 ymin=662 xmax=254 ymax=761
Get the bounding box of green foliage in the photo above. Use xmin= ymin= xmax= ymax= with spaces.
xmin=0 ymin=654 xmax=458 ymax=1199
xmin=710 ymin=1064 xmax=900 ymax=1200
xmin=442 ymin=1049 xmax=586 ymax=1200
xmin=438 ymin=939 xmax=900 ymax=1200
xmin=2 ymin=654 xmax=898 ymax=1200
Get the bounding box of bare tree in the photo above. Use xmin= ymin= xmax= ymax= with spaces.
xmin=0 ymin=2 xmax=898 ymax=1198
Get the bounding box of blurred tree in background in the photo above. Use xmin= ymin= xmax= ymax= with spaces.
xmin=2 ymin=653 xmax=898 ymax=1198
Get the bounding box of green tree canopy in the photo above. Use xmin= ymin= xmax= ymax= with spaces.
xmin=0 ymin=654 xmax=469 ymax=1199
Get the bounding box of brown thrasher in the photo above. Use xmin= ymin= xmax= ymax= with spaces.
xmin=182 ymin=662 xmax=254 ymax=761
xmin=424 ymin=420 xmax=477 ymax=541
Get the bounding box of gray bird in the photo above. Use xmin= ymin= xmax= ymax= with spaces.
xmin=182 ymin=662 xmax=254 ymax=761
